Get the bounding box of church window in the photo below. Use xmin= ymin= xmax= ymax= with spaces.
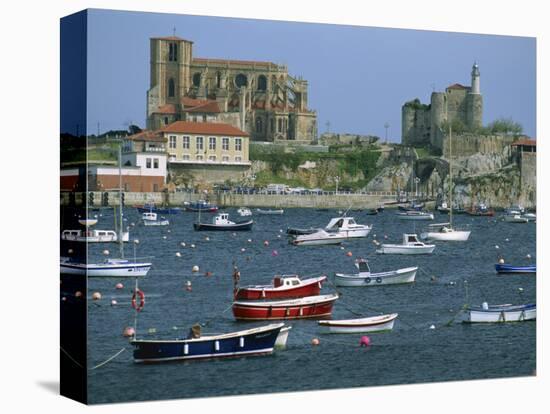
xmin=193 ymin=73 xmax=201 ymax=87
xmin=256 ymin=118 xmax=263 ymax=133
xmin=168 ymin=43 xmax=178 ymax=61
xmin=235 ymin=74 xmax=247 ymax=88
xmin=257 ymin=75 xmax=267 ymax=91
xmin=168 ymin=78 xmax=175 ymax=97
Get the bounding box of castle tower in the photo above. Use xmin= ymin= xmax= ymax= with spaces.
xmin=147 ymin=36 xmax=194 ymax=129
xmin=430 ymin=92 xmax=447 ymax=147
xmin=466 ymin=62 xmax=483 ymax=129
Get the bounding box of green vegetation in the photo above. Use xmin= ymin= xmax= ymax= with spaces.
xmin=404 ymin=98 xmax=430 ymax=111
xmin=441 ymin=117 xmax=523 ymax=137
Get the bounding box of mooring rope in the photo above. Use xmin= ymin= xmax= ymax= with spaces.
xmin=60 ymin=346 xmax=84 ymax=368
xmin=91 ymin=348 xmax=127 ymax=370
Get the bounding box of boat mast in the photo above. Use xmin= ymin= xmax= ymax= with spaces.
xmin=118 ymin=144 xmax=124 ymax=258
xmin=449 ymin=125 xmax=453 ymax=229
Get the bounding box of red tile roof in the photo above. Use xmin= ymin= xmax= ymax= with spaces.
xmin=152 ymin=104 xmax=178 ymax=114
xmin=160 ymin=121 xmax=248 ymax=137
xmin=511 ymin=138 xmax=536 ymax=147
xmin=446 ymin=83 xmax=468 ymax=90
xmin=126 ymin=130 xmax=167 ymax=143
xmin=181 ymin=97 xmax=210 ymax=108
xmin=184 ymin=101 xmax=220 ymax=114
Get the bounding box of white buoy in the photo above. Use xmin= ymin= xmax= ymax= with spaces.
xmin=505 ymin=238 xmax=509 ymax=242
xmin=279 ymin=229 xmax=283 ymax=233
xmin=277 ymin=235 xmax=281 ymax=238
xmin=526 ymin=254 xmax=532 ymax=259
xmin=190 ymin=244 xmax=196 ymax=248
xmin=241 ymin=248 xmax=246 ymax=252
xmin=111 ymin=299 xmax=117 ymax=306
xmin=134 ymin=239 xmax=139 ymax=244
xmin=102 ymin=249 xmax=110 ymax=255
xmin=429 ymin=324 xmax=435 ymax=330
xmin=498 ymin=258 xmax=505 ymax=264
xmin=205 ymin=236 xmax=210 ymax=241
xmin=180 ymin=242 xmax=186 ymax=247
xmin=163 ymin=236 xmax=167 ymax=240
xmin=192 ymin=265 xmax=199 ymax=273
xmin=68 ymin=249 xmax=74 ymax=254
xmin=495 ymin=245 xmax=500 ymax=249
xmin=131 ymin=222 xmax=135 ymax=227
xmin=518 ymin=287 xmax=524 ymax=292
xmin=176 ymin=252 xmax=181 ymax=257
xmin=167 ymin=229 xmax=171 ymax=233
xmin=247 ymin=239 xmax=252 ymax=243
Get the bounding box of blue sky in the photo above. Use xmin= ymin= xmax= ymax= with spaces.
xmin=80 ymin=9 xmax=536 ymax=140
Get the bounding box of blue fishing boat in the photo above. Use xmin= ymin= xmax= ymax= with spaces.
xmin=184 ymin=200 xmax=219 ymax=212
xmin=495 ymin=263 xmax=536 ymax=274
xmin=131 ymin=323 xmax=285 ymax=363
xmin=136 ymin=204 xmax=182 ymax=214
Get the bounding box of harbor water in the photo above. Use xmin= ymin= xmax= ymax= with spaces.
xmin=81 ymin=207 xmax=536 ymax=404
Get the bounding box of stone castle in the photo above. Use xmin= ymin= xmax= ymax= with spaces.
xmin=146 ymin=36 xmax=317 ymax=143
xmin=402 ymin=63 xmax=483 ymax=151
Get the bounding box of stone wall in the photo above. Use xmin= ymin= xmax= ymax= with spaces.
xmin=520 ymin=152 xmax=536 ymax=204
xmin=441 ymin=133 xmax=516 ymax=158
xmin=168 ymin=163 xmax=251 ymax=187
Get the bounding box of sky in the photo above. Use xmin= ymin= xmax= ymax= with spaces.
xmin=70 ymin=9 xmax=536 ymax=140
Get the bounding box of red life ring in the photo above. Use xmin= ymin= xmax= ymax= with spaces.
xmin=131 ymin=289 xmax=145 ymax=312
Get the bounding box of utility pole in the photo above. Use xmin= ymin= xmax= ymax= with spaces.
xmin=384 ymin=122 xmax=390 ymax=144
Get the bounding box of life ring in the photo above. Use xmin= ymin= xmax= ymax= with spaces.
xmin=131 ymin=289 xmax=145 ymax=312
xmin=365 ymin=277 xmax=371 ymax=284
xmin=376 ymin=277 xmax=383 ymax=284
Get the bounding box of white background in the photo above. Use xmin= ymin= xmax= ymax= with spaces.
xmin=0 ymin=0 xmax=547 ymax=412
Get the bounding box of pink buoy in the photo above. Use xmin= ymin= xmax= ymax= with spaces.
xmin=271 ymin=250 xmax=279 ymax=257
xmin=263 ymin=240 xmax=269 ymax=246
xmin=123 ymin=327 xmax=135 ymax=337
xmin=346 ymin=251 xmax=353 ymax=257
xmin=311 ymin=338 xmax=320 ymax=346
xmin=360 ymin=336 xmax=371 ymax=347
xmin=115 ymin=283 xmax=123 ymax=289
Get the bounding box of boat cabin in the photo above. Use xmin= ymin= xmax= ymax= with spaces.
xmin=354 ymin=258 xmax=371 ymax=274
xmin=142 ymin=212 xmax=158 ymax=221
xmin=325 ymin=217 xmax=361 ymax=231
xmin=273 ymin=275 xmax=301 ymax=288
xmin=403 ymin=234 xmax=424 ymax=246
xmin=212 ymin=213 xmax=235 ymax=225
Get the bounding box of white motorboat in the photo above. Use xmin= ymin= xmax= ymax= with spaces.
xmin=78 ymin=218 xmax=98 ymax=226
xmin=237 ymin=207 xmax=253 ymax=217
xmin=256 ymin=208 xmax=284 ymax=215
xmin=421 ymin=223 xmax=471 ymax=241
xmin=463 ymin=302 xmax=536 ymax=323
xmin=318 ymin=313 xmax=398 ymax=334
xmin=334 ymin=258 xmax=417 ymax=286
xmin=502 ymin=214 xmax=529 ymax=223
xmin=61 ymin=228 xmax=129 ymax=243
xmin=274 ymin=326 xmax=292 ymax=348
xmin=60 ymin=257 xmax=152 ymax=277
xmin=291 ymin=229 xmax=347 ymax=246
xmin=396 ymin=211 xmax=434 ymax=220
xmin=325 ymin=216 xmax=372 ymax=238
xmin=194 ymin=212 xmax=254 ymax=231
xmin=142 ymin=211 xmax=169 ymax=226
xmin=523 ymin=212 xmax=536 ymax=221
xmin=376 ymin=234 xmax=435 ymax=255
xmin=504 ymin=205 xmax=525 ymax=215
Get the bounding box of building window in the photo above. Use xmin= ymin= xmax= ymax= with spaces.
xmin=196 ymin=155 xmax=204 ymax=161
xmin=146 ymin=158 xmax=152 ymax=168
xmin=222 ymin=156 xmax=229 ymax=162
xmin=235 ymin=73 xmax=247 ymax=88
xmin=182 ymin=154 xmax=190 ymax=160
xmin=153 ymin=158 xmax=159 ymax=169
xmin=271 ymin=118 xmax=275 ymax=133
xmin=278 ymin=118 xmax=283 ymax=133
xmin=169 ymin=42 xmax=178 ymax=62
xmin=222 ymin=137 xmax=229 ymax=151
xmin=235 ymin=156 xmax=242 ymax=162
xmin=193 ymin=73 xmax=201 ymax=87
xmin=208 ymin=155 xmax=217 ymax=162
xmin=209 ymin=137 xmax=216 ymax=150
xmin=169 ymin=135 xmax=176 ymax=149
xmin=235 ymin=138 xmax=242 ymax=151
xmin=257 ymin=75 xmax=267 ymax=91
xmin=196 ymin=136 xmax=204 ymax=151
xmin=256 ymin=118 xmax=263 ymax=133
xmin=182 ymin=136 xmax=190 ymax=149
xmin=168 ymin=78 xmax=175 ymax=97
xmin=203 ymin=115 xmax=207 ymax=122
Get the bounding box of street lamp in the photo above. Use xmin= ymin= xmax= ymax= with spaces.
xmin=334 ymin=176 xmax=340 ymax=194
xmin=384 ymin=122 xmax=390 ymax=145
xmin=414 ymin=177 xmax=420 ymax=198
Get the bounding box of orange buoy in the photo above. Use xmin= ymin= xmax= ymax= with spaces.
xmin=205 ymin=271 xmax=213 ymax=277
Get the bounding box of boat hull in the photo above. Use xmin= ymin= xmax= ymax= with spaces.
xmin=334 ymin=267 xmax=417 ymax=287
xmin=464 ymin=305 xmax=536 ymax=323
xmin=421 ymin=230 xmax=471 ymax=241
xmin=137 ymin=206 xmax=181 ymax=214
xmin=292 ymin=237 xmax=344 ymax=246
xmin=256 ymin=209 xmax=284 ymax=215
xmin=495 ymin=264 xmax=536 ymax=274
xmin=143 ymin=220 xmax=169 ymax=226
xmin=376 ymin=244 xmax=435 ymax=254
xmin=235 ymin=276 xmax=326 ymax=300
xmin=232 ymin=294 xmax=338 ymax=320
xmin=275 ymin=326 xmax=292 ymax=348
xmin=396 ymin=213 xmax=434 ymax=220
xmin=193 ymin=221 xmax=253 ymax=231
xmin=131 ymin=323 xmax=284 ymax=363
xmin=318 ymin=314 xmax=398 ymax=334
xmin=60 ymin=261 xmax=151 ymax=277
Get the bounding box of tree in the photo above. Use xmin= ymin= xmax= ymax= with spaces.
xmin=487 ymin=117 xmax=523 ymax=135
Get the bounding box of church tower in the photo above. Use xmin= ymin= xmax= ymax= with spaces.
xmin=466 ymin=62 xmax=483 ymax=129
xmin=146 ymin=36 xmax=193 ymax=129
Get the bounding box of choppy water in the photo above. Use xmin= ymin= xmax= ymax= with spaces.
xmin=81 ymin=207 xmax=535 ymax=404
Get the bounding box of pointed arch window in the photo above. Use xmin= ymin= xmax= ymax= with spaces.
xmin=168 ymin=78 xmax=175 ymax=97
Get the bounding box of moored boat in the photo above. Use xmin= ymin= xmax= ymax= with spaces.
xmin=184 ymin=200 xmax=219 ymax=212
xmin=396 ymin=211 xmax=434 ymax=220
xmin=136 ymin=204 xmax=182 ymax=214
xmin=502 ymin=214 xmax=529 ymax=223
xmin=495 ymin=263 xmax=536 ymax=274
xmin=61 ymin=228 xmax=130 ymax=243
xmin=237 ymin=207 xmax=252 ymax=217
xmin=466 ymin=202 xmax=494 ymax=216
xmin=334 ymin=258 xmax=417 ymax=286
xmin=420 ymin=223 xmax=471 ymax=241
xmin=376 ymin=234 xmax=435 ymax=255
xmin=232 ymin=294 xmax=339 ymax=320
xmin=324 ymin=216 xmax=372 ymax=238
xmin=235 ymin=274 xmax=327 ymax=300
xmin=318 ymin=313 xmax=398 ymax=334
xmin=60 ymin=257 xmax=152 ymax=277
xmin=142 ymin=211 xmax=169 ymax=226
xmin=256 ymin=208 xmax=284 ymax=215
xmin=463 ymin=303 xmax=536 ymax=323
xmin=194 ymin=213 xmax=253 ymax=231
xmin=291 ymin=229 xmax=347 ymax=246
xmin=131 ymin=323 xmax=285 ymax=363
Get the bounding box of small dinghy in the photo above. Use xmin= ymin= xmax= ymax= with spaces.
xmin=235 ymin=274 xmax=326 ymax=300
xmin=466 ymin=202 xmax=494 ymax=216
xmin=318 ymin=313 xmax=398 ymax=334
xmin=291 ymin=229 xmax=347 ymax=246
xmin=237 ymin=207 xmax=252 ymax=217
xmin=61 ymin=229 xmax=129 ymax=243
xmin=232 ymin=294 xmax=338 ymax=320
xmin=396 ymin=211 xmax=434 ymax=220
xmin=376 ymin=234 xmax=435 ymax=255
xmin=495 ymin=263 xmax=536 ymax=274
xmin=194 ymin=213 xmax=253 ymax=231
xmin=463 ymin=302 xmax=536 ymax=323
xmin=334 ymin=258 xmax=417 ymax=286
xmin=78 ymin=218 xmax=98 ymax=226
xmin=256 ymin=208 xmax=284 ymax=215
xmin=132 ymin=323 xmax=285 ymax=363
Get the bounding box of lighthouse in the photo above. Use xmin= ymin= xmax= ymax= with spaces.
xmin=471 ymin=62 xmax=480 ymax=94
xmin=466 ymin=62 xmax=483 ymax=128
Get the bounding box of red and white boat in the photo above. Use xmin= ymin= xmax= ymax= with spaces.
xmin=232 ymin=294 xmax=339 ymax=321
xmin=234 ymin=274 xmax=327 ymax=300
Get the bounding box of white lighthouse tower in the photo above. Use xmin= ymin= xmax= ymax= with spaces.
xmin=471 ymin=62 xmax=480 ymax=94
